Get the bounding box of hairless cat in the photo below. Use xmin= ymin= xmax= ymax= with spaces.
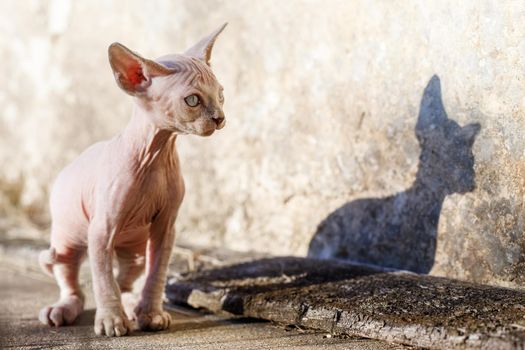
xmin=38 ymin=24 xmax=227 ymax=337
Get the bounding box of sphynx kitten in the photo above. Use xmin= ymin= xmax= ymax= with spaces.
xmin=38 ymin=24 xmax=227 ymax=337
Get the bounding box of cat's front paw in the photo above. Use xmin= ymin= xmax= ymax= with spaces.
xmin=94 ymin=307 xmax=131 ymax=337
xmin=134 ymin=305 xmax=172 ymax=331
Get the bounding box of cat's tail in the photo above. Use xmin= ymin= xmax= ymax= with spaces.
xmin=39 ymin=247 xmax=57 ymax=277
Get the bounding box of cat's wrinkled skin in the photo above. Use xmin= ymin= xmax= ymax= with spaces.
xmin=38 ymin=24 xmax=227 ymax=337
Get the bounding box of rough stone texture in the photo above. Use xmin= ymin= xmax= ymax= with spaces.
xmin=1 ymin=1 xmax=525 ymax=287
xmin=167 ymin=257 xmax=525 ymax=349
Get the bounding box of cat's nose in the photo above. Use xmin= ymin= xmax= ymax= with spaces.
xmin=214 ymin=117 xmax=225 ymax=129
xmin=212 ymin=111 xmax=225 ymax=129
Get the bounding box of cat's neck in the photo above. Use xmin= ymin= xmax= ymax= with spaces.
xmin=120 ymin=103 xmax=178 ymax=168
xmin=402 ymin=171 xmax=447 ymax=217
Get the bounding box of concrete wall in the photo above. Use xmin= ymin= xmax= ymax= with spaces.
xmin=1 ymin=0 xmax=524 ymax=288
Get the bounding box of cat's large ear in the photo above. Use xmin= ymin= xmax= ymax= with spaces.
xmin=416 ymin=75 xmax=447 ymax=133
xmin=185 ymin=23 xmax=227 ymax=66
xmin=108 ymin=43 xmax=175 ymax=95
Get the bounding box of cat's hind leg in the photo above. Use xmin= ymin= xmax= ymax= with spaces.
xmin=39 ymin=246 xmax=86 ymax=327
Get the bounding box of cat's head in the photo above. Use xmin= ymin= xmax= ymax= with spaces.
xmin=108 ymin=24 xmax=227 ymax=136
xmin=416 ymin=75 xmax=480 ymax=194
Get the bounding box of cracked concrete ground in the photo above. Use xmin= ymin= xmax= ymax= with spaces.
xmin=0 ymin=245 xmax=405 ymax=349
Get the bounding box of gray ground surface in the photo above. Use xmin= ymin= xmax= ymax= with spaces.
xmin=9 ymin=235 xmax=525 ymax=349
xmin=0 ymin=257 xmax=405 ymax=349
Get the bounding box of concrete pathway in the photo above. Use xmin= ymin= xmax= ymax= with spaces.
xmin=0 ymin=262 xmax=405 ymax=349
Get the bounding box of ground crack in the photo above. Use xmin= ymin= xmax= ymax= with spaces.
xmin=330 ymin=309 xmax=342 ymax=334
xmin=296 ymin=302 xmax=309 ymax=325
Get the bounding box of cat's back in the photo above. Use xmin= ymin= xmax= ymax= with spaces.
xmin=307 ymin=195 xmax=398 ymax=259
xmin=319 ymin=195 xmax=397 ymax=232
xmin=53 ymin=140 xmax=109 ymax=188
xmin=49 ymin=140 xmax=110 ymax=218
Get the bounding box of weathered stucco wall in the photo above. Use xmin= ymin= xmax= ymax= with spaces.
xmin=1 ymin=0 xmax=524 ymax=288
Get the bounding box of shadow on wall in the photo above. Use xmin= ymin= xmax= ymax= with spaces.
xmin=308 ymin=75 xmax=480 ymax=273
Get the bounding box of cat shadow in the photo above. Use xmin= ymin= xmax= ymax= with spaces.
xmin=307 ymin=75 xmax=480 ymax=273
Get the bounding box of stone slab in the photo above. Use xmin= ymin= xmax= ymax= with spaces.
xmin=166 ymin=257 xmax=525 ymax=349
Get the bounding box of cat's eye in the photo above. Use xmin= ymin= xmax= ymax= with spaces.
xmin=184 ymin=95 xmax=200 ymax=107
xmin=218 ymin=90 xmax=224 ymax=103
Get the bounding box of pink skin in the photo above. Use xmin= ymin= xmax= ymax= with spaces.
xmin=38 ymin=24 xmax=227 ymax=337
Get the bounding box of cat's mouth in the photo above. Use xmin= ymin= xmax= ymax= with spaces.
xmin=202 ymin=128 xmax=215 ymax=136
xmin=205 ymin=118 xmax=225 ymax=134
xmin=194 ymin=117 xmax=225 ymax=137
